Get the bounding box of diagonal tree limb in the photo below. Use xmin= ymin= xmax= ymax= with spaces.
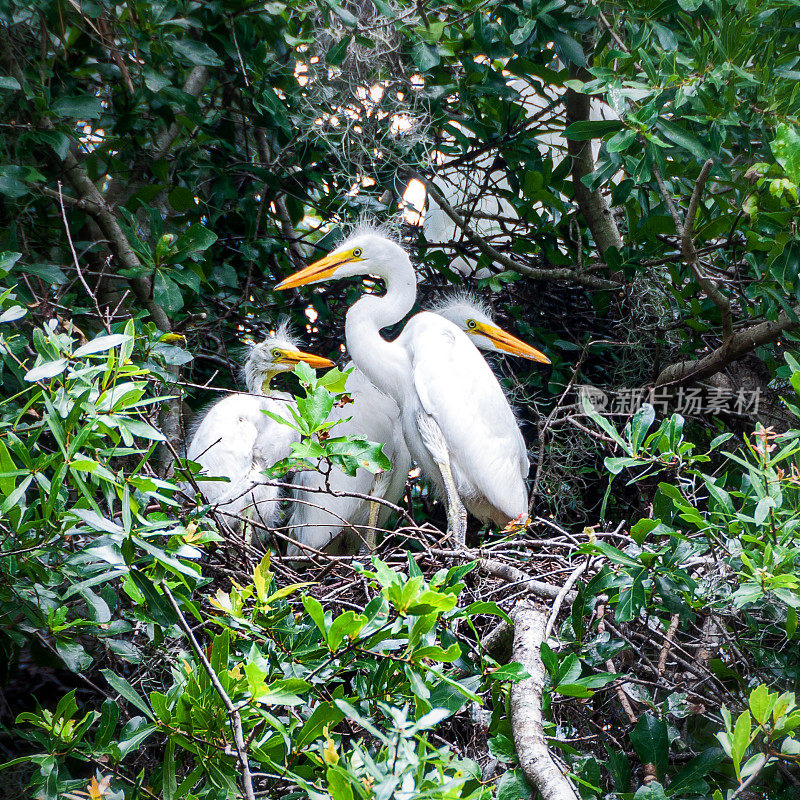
xmin=153 ymin=66 xmax=209 ymax=160
xmin=163 ymin=584 xmax=256 ymax=800
xmin=655 ymin=304 xmax=800 ymax=385
xmin=510 ymin=602 xmax=581 ymax=800
xmin=654 ymin=159 xmax=732 ymax=339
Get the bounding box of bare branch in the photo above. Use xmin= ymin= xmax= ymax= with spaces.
xmin=163 ymin=584 xmax=256 ymax=800
xmin=655 ymin=305 xmax=800 ymax=385
xmin=510 ymin=602 xmax=581 ymax=800
xmin=153 ymin=66 xmax=209 ymax=160
xmin=478 ymin=559 xmax=577 ymax=603
xmin=544 ymin=560 xmax=587 ymax=639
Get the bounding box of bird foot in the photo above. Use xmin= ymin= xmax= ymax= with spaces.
xmin=501 ymin=514 xmax=530 ymax=535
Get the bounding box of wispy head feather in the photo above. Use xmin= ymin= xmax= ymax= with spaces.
xmin=427 ymin=289 xmax=494 ymax=322
xmin=243 ymin=317 xmax=301 ymax=393
xmin=340 ymin=218 xmax=400 ymax=248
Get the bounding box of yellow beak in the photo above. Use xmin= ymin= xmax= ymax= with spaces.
xmin=476 ymin=322 xmax=551 ymax=364
xmin=275 ymin=249 xmax=360 ymax=291
xmin=279 ymin=349 xmax=335 ymax=369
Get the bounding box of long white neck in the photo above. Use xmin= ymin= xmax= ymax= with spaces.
xmin=344 ymin=252 xmax=416 ymax=404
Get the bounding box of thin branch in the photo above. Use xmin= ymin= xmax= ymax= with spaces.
xmin=657 ymin=614 xmax=681 ymax=677
xmin=57 ymin=181 xmax=111 ymax=333
xmin=544 ymin=560 xmax=588 ymax=640
xmin=153 ymin=66 xmax=209 ymax=160
xmin=654 ymin=159 xmax=732 ymax=339
xmin=478 ymin=559 xmax=578 ymax=603
xmin=162 ymin=584 xmax=257 ymax=800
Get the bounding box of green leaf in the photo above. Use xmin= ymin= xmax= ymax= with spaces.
xmin=658 ymin=120 xmax=711 ymax=161
xmin=326 ymin=36 xmax=351 ymax=66
xmin=564 ymin=120 xmax=626 ymax=141
xmin=303 ymin=595 xmax=327 ymax=636
xmin=172 ymin=39 xmax=223 ymax=66
xmin=0 ymin=251 xmax=21 ymax=276
xmin=94 ymin=700 xmax=119 ymax=749
xmin=604 ymin=745 xmax=631 ymax=793
xmin=163 ymin=739 xmax=177 ymax=800
xmin=630 ymin=714 xmax=668 ymax=778
xmin=55 ymin=639 xmax=92 ymax=672
xmin=74 ymin=334 xmax=132 ymax=356
xmin=669 ymin=748 xmax=725 ymax=795
xmin=488 ymin=733 xmax=517 ymax=763
xmin=496 ymin=768 xmax=531 ymax=800
xmin=325 ymin=1 xmax=358 ymax=27
xmin=652 ymin=23 xmax=678 ymax=50
xmin=24 ymin=358 xmax=68 ymax=382
xmin=551 ymin=32 xmax=585 ymax=66
xmin=787 ymin=606 xmax=798 ymax=639
xmin=52 ymin=94 xmax=103 ymax=119
xmin=772 ymin=124 xmax=800 ymax=184
xmin=168 ymin=186 xmax=196 ymax=212
xmin=327 ymin=610 xmax=367 ymax=650
xmin=71 ymin=508 xmax=124 ymax=534
xmin=616 ymin=570 xmax=647 ymax=622
xmin=677 ymin=0 xmax=703 ymax=9
xmin=633 ymin=782 xmax=668 ymax=800
xmin=412 ymin=42 xmax=440 ymax=71
xmin=732 ymin=710 xmax=753 ymax=776
xmin=173 ymin=223 xmax=218 ymax=257
xmin=102 ymin=671 xmax=155 ymax=719
xmin=0 ymin=76 xmax=20 ymax=90
xmin=36 ymin=130 xmax=70 ymax=159
xmin=153 ymin=271 xmax=184 ymax=314
xmin=0 ymin=305 xmax=26 ymax=323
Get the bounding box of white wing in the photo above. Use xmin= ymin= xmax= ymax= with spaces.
xmin=404 ymin=313 xmax=528 ymax=524
xmin=185 ymin=392 xmax=298 ymax=528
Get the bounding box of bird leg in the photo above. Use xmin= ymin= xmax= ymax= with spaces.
xmin=360 ymin=499 xmax=380 ymax=556
xmin=437 ymin=458 xmax=467 ymax=547
xmin=360 ymin=471 xmax=386 ymax=556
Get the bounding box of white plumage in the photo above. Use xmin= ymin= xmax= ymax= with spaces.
xmin=183 ymin=324 xmax=332 ymax=533
xmin=276 ymin=232 xmax=550 ymax=544
xmin=287 ymin=366 xmax=411 ymax=555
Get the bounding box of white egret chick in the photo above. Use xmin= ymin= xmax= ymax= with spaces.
xmin=276 ymin=231 xmax=550 ymax=545
xmin=184 ymin=323 xmax=333 ymax=534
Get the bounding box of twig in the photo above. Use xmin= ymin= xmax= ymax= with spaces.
xmin=729 ymin=758 xmax=769 ymax=799
xmin=653 ymin=159 xmax=731 ymax=339
xmin=57 ymin=181 xmax=111 ymax=333
xmin=162 ymin=584 xmax=256 ymax=800
xmin=596 ymin=598 xmax=638 ymax=725
xmin=544 ymin=560 xmax=588 ymax=640
xmin=477 ymin=558 xmax=579 ymax=602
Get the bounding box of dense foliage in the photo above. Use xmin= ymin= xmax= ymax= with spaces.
xmin=3 ymin=0 xmax=800 ymax=798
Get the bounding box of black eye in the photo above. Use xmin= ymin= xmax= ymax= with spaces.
xmin=467 ymin=319 xmax=477 ymax=329
xmin=272 ymin=349 xmax=282 ymax=358
xmin=353 ymin=248 xmax=362 ymax=257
